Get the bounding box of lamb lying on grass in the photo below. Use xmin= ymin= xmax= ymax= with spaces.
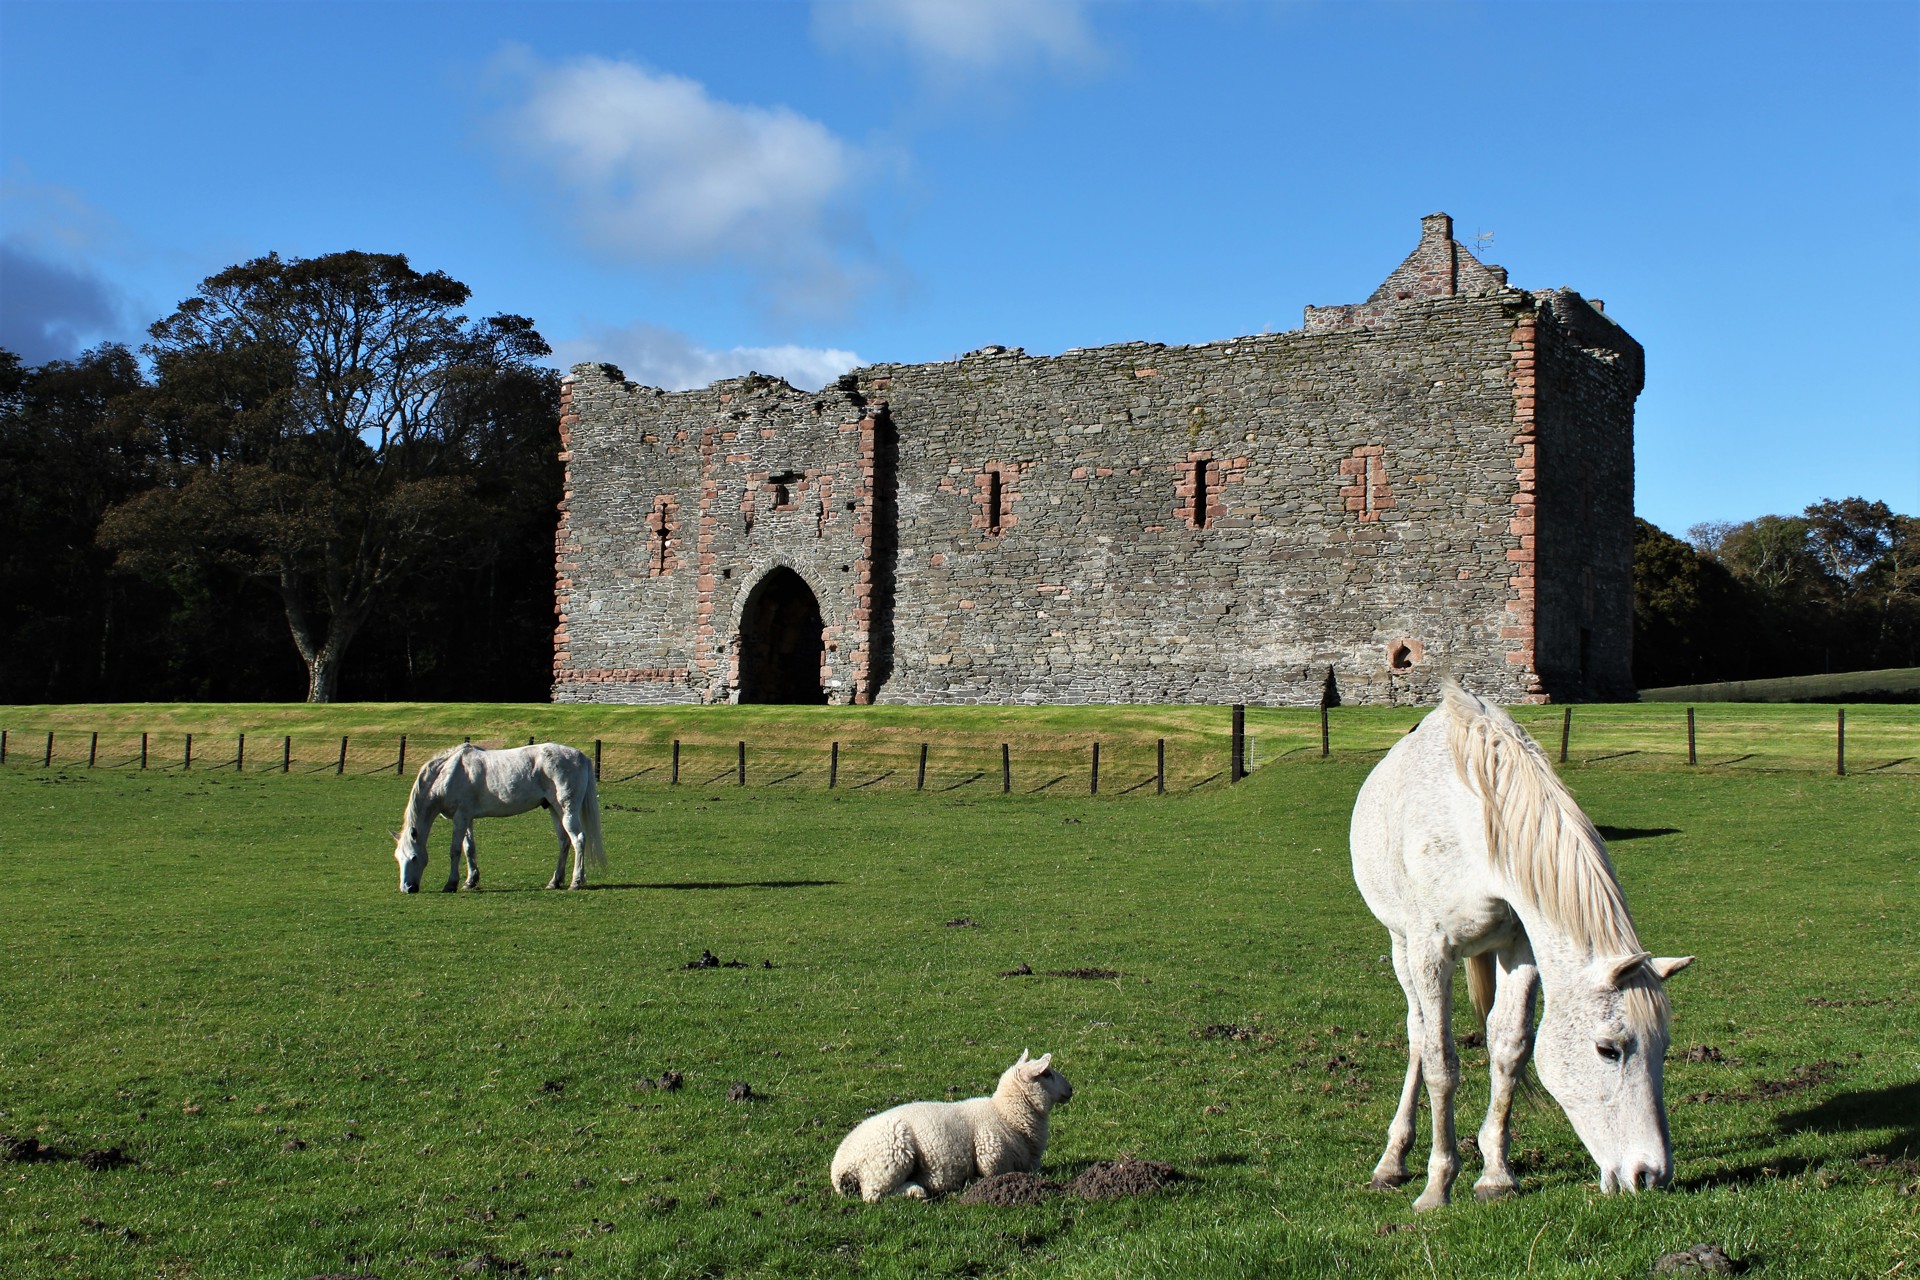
xmin=830 ymin=1051 xmax=1073 ymax=1202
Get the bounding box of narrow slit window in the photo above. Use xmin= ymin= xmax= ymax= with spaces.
xmin=986 ymin=469 xmax=1003 ymax=534
xmin=1192 ymin=459 xmax=1211 ymax=529
xmin=654 ymin=501 xmax=671 ymax=575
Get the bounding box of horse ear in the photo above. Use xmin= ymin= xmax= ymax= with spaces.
xmin=1599 ymin=951 xmax=1653 ymax=987
xmin=1648 ymin=955 xmax=1695 ymax=981
xmin=387 ymin=829 xmax=400 ymax=842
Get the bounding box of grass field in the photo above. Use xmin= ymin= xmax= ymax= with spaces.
xmin=0 ymin=704 xmax=1915 ymax=1278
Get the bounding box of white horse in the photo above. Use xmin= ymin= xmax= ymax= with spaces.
xmin=392 ymin=743 xmax=606 ymax=893
xmin=1350 ymin=684 xmax=1692 ymax=1209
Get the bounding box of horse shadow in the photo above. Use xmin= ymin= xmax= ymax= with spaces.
xmin=1595 ymin=825 xmax=1682 ymax=841
xmin=1678 ymin=1079 xmax=1920 ymax=1190
xmin=490 ymin=879 xmax=842 ymax=893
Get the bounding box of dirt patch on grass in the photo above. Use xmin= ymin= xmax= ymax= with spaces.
xmin=943 ymin=917 xmax=980 ymax=928
xmin=1650 ymin=1242 xmax=1746 ymax=1274
xmin=679 ymin=949 xmax=770 ymax=970
xmin=957 ymin=1172 xmax=1062 ymax=1205
xmin=1066 ymin=1159 xmax=1183 ymax=1200
xmin=1683 ymin=1061 xmax=1841 ymax=1105
xmin=996 ymin=963 xmax=1121 ymax=979
xmin=1194 ymin=1023 xmax=1262 ymax=1042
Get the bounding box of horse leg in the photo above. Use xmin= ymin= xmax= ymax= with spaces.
xmin=545 ymin=801 xmax=570 ymax=890
xmin=559 ymin=800 xmax=590 ymax=890
xmin=1473 ymin=941 xmax=1540 ymax=1201
xmin=1405 ymin=939 xmax=1461 ymax=1212
xmin=443 ymin=818 xmax=466 ymax=893
xmin=463 ymin=824 xmax=480 ymax=890
xmin=1371 ymin=933 xmax=1423 ymax=1190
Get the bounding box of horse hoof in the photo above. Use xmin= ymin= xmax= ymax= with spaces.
xmin=545 ymin=881 xmax=562 ymax=890
xmin=1369 ymin=1174 xmax=1412 ymax=1191
xmin=1412 ymin=1193 xmax=1450 ymax=1213
xmin=441 ymin=884 xmax=458 ymax=893
xmin=1474 ymin=1183 xmax=1516 ymax=1202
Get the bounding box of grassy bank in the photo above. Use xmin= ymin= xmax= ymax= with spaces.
xmin=2 ymin=699 xmax=1914 ymax=783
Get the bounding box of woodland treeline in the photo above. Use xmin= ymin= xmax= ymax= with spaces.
xmin=1634 ymin=501 xmax=1918 ymax=689
xmin=3 ymin=250 xmax=1915 ymax=703
xmin=1 ymin=252 xmax=561 ymax=704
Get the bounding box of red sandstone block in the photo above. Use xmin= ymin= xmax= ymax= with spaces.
xmin=1506 ymin=652 xmax=1531 ymax=665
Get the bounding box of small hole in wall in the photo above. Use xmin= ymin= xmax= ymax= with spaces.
xmin=1387 ymin=639 xmax=1422 ymax=671
xmin=845 ymin=501 xmax=856 ymax=511
xmin=722 ymin=567 xmax=733 ymax=580
xmin=840 ymin=564 xmax=850 ymax=572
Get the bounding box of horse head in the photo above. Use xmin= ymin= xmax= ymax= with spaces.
xmin=1534 ymin=952 xmax=1694 ymax=1192
xmin=393 ymin=826 xmax=428 ymax=893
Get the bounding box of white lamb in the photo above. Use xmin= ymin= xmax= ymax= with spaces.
xmin=830 ymin=1050 xmax=1073 ymax=1201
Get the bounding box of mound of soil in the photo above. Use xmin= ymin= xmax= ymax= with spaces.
xmin=1195 ymin=1023 xmax=1259 ymax=1041
xmin=998 ymin=962 xmax=1034 ymax=977
xmin=1067 ymin=1159 xmax=1183 ymax=1200
xmin=726 ymin=1081 xmax=756 ymax=1102
xmin=1048 ymin=967 xmax=1121 ymax=980
xmin=1651 ymin=1242 xmax=1744 ymax=1274
xmin=79 ymin=1147 xmax=132 ymax=1171
xmin=0 ymin=1134 xmax=58 ymax=1163
xmin=943 ymin=917 xmax=980 ymax=928
xmin=1683 ymin=1045 xmax=1726 ymax=1063
xmin=957 ymin=1172 xmax=1062 ymax=1205
xmin=680 ymin=949 xmax=747 ymax=970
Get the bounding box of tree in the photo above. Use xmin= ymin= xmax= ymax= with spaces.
xmin=0 ymin=344 xmax=161 ymax=701
xmin=99 ymin=252 xmax=556 ymax=702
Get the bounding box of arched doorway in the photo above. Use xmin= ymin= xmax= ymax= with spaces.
xmin=737 ymin=567 xmax=827 ymax=704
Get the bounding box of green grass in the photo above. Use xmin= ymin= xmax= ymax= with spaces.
xmin=1640 ymin=668 xmax=1920 ymax=705
xmin=0 ymin=710 xmax=1915 ymax=1279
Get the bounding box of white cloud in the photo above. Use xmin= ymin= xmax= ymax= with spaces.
xmin=491 ymin=50 xmax=875 ymax=317
xmin=553 ymin=321 xmax=863 ymax=393
xmin=812 ymin=0 xmax=1100 ymax=76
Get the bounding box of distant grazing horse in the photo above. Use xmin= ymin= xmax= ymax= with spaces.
xmin=1350 ymin=684 xmax=1692 ymax=1209
xmin=392 ymin=743 xmax=605 ymax=892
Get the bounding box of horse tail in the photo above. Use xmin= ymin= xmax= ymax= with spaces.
xmin=1464 ymin=952 xmax=1498 ymax=1029
xmin=581 ymin=769 xmax=607 ymax=873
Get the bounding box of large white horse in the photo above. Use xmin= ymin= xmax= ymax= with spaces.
xmin=392 ymin=743 xmax=606 ymax=892
xmin=1350 ymin=684 xmax=1692 ymax=1209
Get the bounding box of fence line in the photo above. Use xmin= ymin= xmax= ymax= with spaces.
xmin=2 ymin=705 xmax=1909 ymax=788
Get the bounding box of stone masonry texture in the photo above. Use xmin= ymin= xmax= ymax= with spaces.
xmin=553 ymin=213 xmax=1643 ymax=707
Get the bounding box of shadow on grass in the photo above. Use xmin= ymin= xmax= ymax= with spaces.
xmin=1679 ymin=1080 xmax=1920 ymax=1190
xmin=490 ymin=879 xmax=843 ymax=893
xmin=1595 ymin=825 xmax=1682 ymax=841
xmin=1775 ymin=1079 xmax=1920 ymax=1153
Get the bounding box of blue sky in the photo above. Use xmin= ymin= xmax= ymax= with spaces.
xmin=2 ymin=0 xmax=1915 ymax=536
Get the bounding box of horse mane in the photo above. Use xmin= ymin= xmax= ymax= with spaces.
xmin=1441 ymin=683 xmax=1670 ymax=1035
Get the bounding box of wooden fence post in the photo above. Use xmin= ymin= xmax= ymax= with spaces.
xmin=737 ymin=741 xmax=746 ymax=786
xmin=1232 ymin=705 xmax=1246 ymax=781
xmin=89 ymin=732 xmax=98 ymax=768
xmin=1157 ymin=738 xmax=1166 ymax=795
xmin=1001 ymin=743 xmax=1010 ymax=794
xmin=1837 ymin=708 xmax=1846 ymax=777
xmin=917 ymin=743 xmax=928 ymax=791
xmin=1560 ymin=706 xmax=1571 ymax=764
xmin=44 ymin=731 xmax=54 ymax=768
xmin=236 ymin=734 xmax=245 ymax=772
xmin=282 ymin=735 xmax=290 ymax=774
xmin=1686 ymin=708 xmax=1696 ymax=766
xmin=594 ymin=739 xmax=602 ymax=781
xmin=1319 ymin=703 xmax=1330 ymax=759
xmin=829 ymin=742 xmax=839 ymax=789
xmin=182 ymin=733 xmax=191 ymax=771
xmin=141 ymin=732 xmax=148 ymax=770
xmin=1091 ymin=741 xmax=1101 ymax=795
xmin=1 ymin=729 xmax=7 ymax=764
xmin=337 ymin=736 xmax=348 ymax=776
xmin=396 ymin=735 xmax=408 ymax=775
xmin=671 ymin=740 xmax=680 ymax=785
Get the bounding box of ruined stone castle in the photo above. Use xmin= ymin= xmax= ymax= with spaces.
xmin=552 ymin=213 xmax=1642 ymax=707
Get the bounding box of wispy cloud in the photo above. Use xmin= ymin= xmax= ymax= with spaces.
xmin=489 ymin=49 xmax=879 ymax=320
xmin=812 ymin=0 xmax=1101 ymax=80
xmin=553 ymin=321 xmax=862 ymax=393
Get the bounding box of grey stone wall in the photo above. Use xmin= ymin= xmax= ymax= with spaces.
xmin=552 ymin=214 xmax=1641 ymax=707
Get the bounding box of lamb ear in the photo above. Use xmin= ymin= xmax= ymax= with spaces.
xmin=1015 ymin=1049 xmax=1030 ymax=1066
xmin=1025 ymin=1052 xmax=1052 ymax=1075
xmin=1599 ymin=951 xmax=1653 ymax=987
xmin=1648 ymin=955 xmax=1695 ymax=981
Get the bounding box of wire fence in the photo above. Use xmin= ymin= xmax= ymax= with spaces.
xmin=2 ymin=702 xmax=1912 ymax=790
